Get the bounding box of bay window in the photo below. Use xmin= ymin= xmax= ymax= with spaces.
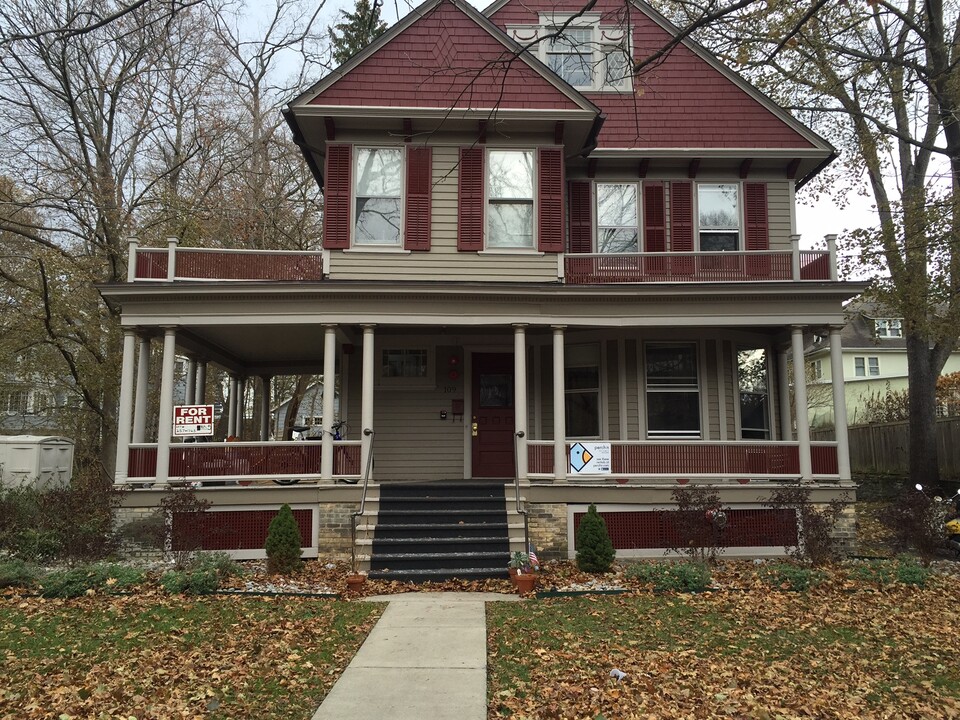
xmin=645 ymin=343 xmax=700 ymax=438
xmin=487 ymin=150 xmax=534 ymax=248
xmin=354 ymin=147 xmax=402 ymax=245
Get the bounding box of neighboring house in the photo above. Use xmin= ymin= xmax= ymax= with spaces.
xmin=805 ymin=301 xmax=960 ymax=427
xmin=1 ymin=376 xmax=72 ymax=436
xmin=273 ymin=382 xmax=340 ymax=438
xmin=103 ymin=0 xmax=866 ymax=566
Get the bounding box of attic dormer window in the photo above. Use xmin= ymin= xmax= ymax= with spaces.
xmin=875 ymin=318 xmax=902 ymax=338
xmin=509 ymin=19 xmax=631 ymax=92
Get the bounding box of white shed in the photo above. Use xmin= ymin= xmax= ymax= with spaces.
xmin=0 ymin=436 xmax=74 ymax=489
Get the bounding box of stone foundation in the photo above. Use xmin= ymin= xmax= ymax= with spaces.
xmin=317 ymin=501 xmax=360 ymax=559
xmin=527 ymin=503 xmax=568 ymax=560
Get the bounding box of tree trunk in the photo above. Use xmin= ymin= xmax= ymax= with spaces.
xmin=906 ymin=334 xmax=942 ymax=486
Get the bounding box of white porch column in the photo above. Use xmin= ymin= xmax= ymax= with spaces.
xmin=114 ymin=329 xmax=137 ymax=484
xmin=133 ymin=336 xmax=150 ymax=443
xmin=514 ymin=325 xmax=528 ymax=481
xmin=195 ymin=361 xmax=207 ymax=404
xmin=829 ymin=325 xmax=852 ymax=480
xmin=236 ymin=377 xmax=246 ymax=439
xmin=777 ymin=344 xmax=792 ymax=441
xmin=155 ymin=327 xmax=178 ymax=485
xmin=166 ymin=236 xmax=178 ymax=280
xmin=790 ymin=326 xmax=813 ymax=480
xmin=185 ymin=359 xmax=197 ymax=405
xmin=260 ymin=375 xmax=271 ymax=441
xmin=361 ymin=325 xmax=375 ymax=479
xmin=321 ymin=325 xmax=337 ymax=480
xmin=790 ymin=234 xmax=801 ymax=280
xmin=227 ymin=375 xmax=238 ymax=438
xmin=126 ymin=238 xmax=139 ymax=282
xmin=552 ymin=326 xmax=567 ymax=483
xmin=826 ymin=234 xmax=839 ymax=282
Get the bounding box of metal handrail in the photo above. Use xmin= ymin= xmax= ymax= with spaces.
xmin=514 ymin=430 xmax=529 ymax=558
xmin=350 ymin=428 xmax=375 ymax=574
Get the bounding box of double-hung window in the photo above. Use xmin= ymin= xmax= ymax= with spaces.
xmin=645 ymin=343 xmax=701 ymax=438
xmin=596 ymin=183 xmax=639 ymax=253
xmin=354 ymin=147 xmax=402 ymax=246
xmin=875 ymin=319 xmax=902 ymax=338
xmin=487 ymin=150 xmax=534 ymax=248
xmin=698 ymin=184 xmax=740 ymax=251
xmin=547 ymin=27 xmax=593 ymax=87
xmin=854 ymin=356 xmax=880 ymax=377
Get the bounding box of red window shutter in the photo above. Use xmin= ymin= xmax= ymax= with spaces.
xmin=404 ymin=146 xmax=432 ymax=251
xmin=323 ymin=144 xmax=352 ymax=249
xmin=458 ymin=148 xmax=484 ymax=251
xmin=744 ymin=182 xmax=769 ymax=250
xmin=670 ymin=181 xmax=694 ymax=252
xmin=568 ymin=181 xmax=592 ymax=253
xmin=643 ymin=181 xmax=666 ymax=252
xmin=537 ymin=148 xmax=564 ymax=253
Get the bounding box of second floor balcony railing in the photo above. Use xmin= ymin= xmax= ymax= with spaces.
xmin=129 ymin=239 xmax=325 ymax=282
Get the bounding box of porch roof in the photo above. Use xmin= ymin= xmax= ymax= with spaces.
xmin=100 ymin=278 xmax=867 ymax=375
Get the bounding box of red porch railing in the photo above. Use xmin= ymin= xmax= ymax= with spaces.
xmin=126 ymin=441 xmax=360 ymax=480
xmin=564 ymin=250 xmax=832 ymax=284
xmin=527 ymin=441 xmax=839 ymax=478
xmin=133 ymin=247 xmax=324 ymax=281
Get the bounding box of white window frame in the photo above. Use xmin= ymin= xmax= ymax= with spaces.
xmin=486 ymin=148 xmax=536 ymax=250
xmin=508 ymin=17 xmax=632 ymax=92
xmin=352 ymin=146 xmax=404 ymax=248
xmin=644 ymin=341 xmax=701 ymax=439
xmin=696 ymin=182 xmax=742 ymax=252
xmin=875 ymin=318 xmax=903 ymax=338
xmin=379 ymin=346 xmax=434 ymax=387
xmin=595 ymin=182 xmax=641 ymax=253
xmin=811 ymin=359 xmax=823 ymax=381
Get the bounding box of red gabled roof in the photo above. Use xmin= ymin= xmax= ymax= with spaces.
xmin=306 ymin=0 xmax=587 ymax=111
xmin=487 ymin=0 xmax=821 ymax=150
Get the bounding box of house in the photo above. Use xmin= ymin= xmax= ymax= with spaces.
xmin=273 ymin=381 xmax=340 ymax=439
xmin=102 ymin=0 xmax=866 ymax=571
xmin=805 ymin=301 xmax=960 ymax=427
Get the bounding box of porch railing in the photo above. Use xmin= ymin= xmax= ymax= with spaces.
xmin=127 ymin=441 xmax=361 ymax=482
xmin=527 ymin=441 xmax=839 ymax=478
xmin=132 ymin=246 xmax=325 ymax=282
xmin=564 ymin=249 xmax=832 ymax=284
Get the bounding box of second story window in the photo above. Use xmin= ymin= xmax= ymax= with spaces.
xmin=354 ymin=147 xmax=402 ymax=245
xmin=698 ymin=183 xmax=740 ymax=251
xmin=596 ymin=183 xmax=639 ymax=253
xmin=487 ymin=150 xmax=534 ymax=248
xmin=547 ymin=27 xmax=593 ymax=87
xmin=875 ymin=318 xmax=902 ymax=338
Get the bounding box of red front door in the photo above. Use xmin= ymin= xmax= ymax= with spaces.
xmin=471 ymin=352 xmax=515 ymax=478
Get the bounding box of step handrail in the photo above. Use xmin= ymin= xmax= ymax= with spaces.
xmin=350 ymin=428 xmax=375 ymax=574
xmin=514 ymin=430 xmax=530 ymax=559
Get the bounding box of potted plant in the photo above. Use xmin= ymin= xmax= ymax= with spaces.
xmin=508 ymin=550 xmax=538 ymax=595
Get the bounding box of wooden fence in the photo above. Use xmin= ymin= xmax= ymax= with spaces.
xmin=812 ymin=417 xmax=960 ymax=478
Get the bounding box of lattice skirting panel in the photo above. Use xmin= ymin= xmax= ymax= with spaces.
xmin=569 ymin=505 xmax=798 ymax=558
xmin=172 ymin=505 xmax=319 ymax=560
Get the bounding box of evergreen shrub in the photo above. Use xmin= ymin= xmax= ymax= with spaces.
xmin=265 ymin=504 xmax=302 ymax=575
xmin=575 ymin=504 xmax=615 ymax=573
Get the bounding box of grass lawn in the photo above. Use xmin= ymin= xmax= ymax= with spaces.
xmin=488 ymin=577 xmax=960 ymax=719
xmin=0 ymin=593 xmax=382 ymax=719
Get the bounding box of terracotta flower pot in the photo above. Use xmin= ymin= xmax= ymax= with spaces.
xmin=345 ymin=573 xmax=367 ymax=594
xmin=508 ymin=567 xmax=520 ymax=585
xmin=515 ymin=573 xmax=537 ymax=595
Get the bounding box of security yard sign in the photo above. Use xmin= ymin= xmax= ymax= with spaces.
xmin=569 ymin=442 xmax=611 ymax=475
xmin=173 ymin=404 xmax=215 ymax=436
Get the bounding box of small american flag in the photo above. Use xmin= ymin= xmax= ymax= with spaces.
xmin=528 ymin=545 xmax=539 ymax=569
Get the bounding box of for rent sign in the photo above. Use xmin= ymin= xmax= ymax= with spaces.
xmin=173 ymin=405 xmax=215 ymax=436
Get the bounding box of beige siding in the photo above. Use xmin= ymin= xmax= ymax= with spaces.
xmin=328 ymin=146 xmax=559 ymax=283
xmin=705 ymin=340 xmax=720 ymax=440
xmin=624 ymin=339 xmax=639 ymax=442
xmin=767 ymin=181 xmax=792 ymax=251
xmin=606 ymin=339 xmax=620 ymax=440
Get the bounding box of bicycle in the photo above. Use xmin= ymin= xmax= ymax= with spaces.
xmin=272 ymin=420 xmax=350 ymax=485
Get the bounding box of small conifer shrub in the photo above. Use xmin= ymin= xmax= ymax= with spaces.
xmin=265 ymin=504 xmax=303 ymax=575
xmin=575 ymin=503 xmax=616 ymax=573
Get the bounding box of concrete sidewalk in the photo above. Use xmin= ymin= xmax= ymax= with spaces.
xmin=311 ymin=592 xmax=519 ymax=720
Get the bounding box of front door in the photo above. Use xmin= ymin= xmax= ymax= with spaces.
xmin=471 ymin=352 xmax=515 ymax=478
